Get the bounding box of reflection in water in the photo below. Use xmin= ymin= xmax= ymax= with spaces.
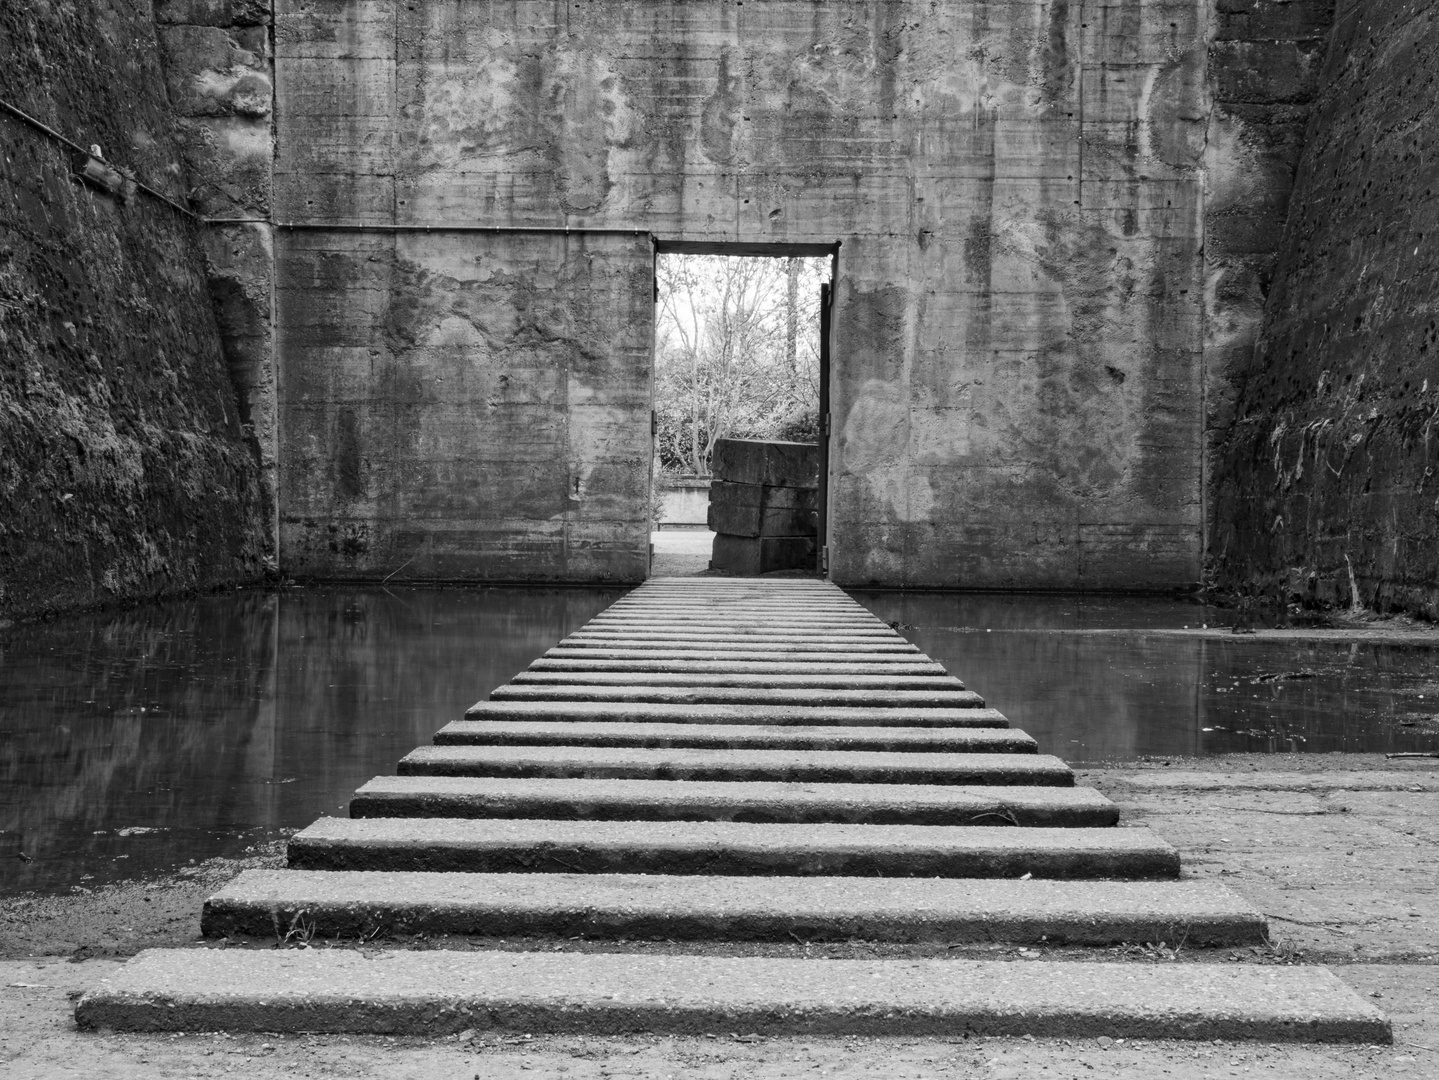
xmin=852 ymin=593 xmax=1439 ymax=761
xmin=3 ymin=587 xmax=1437 ymax=897
xmin=0 ymin=586 xmax=621 ymax=896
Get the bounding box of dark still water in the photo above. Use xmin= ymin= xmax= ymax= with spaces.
xmin=3 ymin=586 xmax=1437 ymax=896
xmin=0 ymin=586 xmax=621 ymax=897
xmin=852 ymin=592 xmax=1439 ymax=762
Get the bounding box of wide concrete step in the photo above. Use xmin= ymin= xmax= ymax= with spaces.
xmin=75 ymin=949 xmax=1389 ymax=1040
xmin=202 ymin=870 xmax=1268 ymax=946
xmin=288 ymin=817 xmax=1171 ymax=877
xmin=604 ymin=603 xmax=863 ymax=612
xmin=395 ymin=746 xmax=1070 ymax=786
xmin=509 ymin=671 xmax=967 ymax=691
xmin=489 ymin=685 xmax=986 ymax=708
xmin=544 ymin=647 xmax=929 ymax=663
xmin=597 ymin=602 xmax=877 ymax=612
xmin=587 ymin=615 xmax=880 ymax=624
xmin=569 ymin=629 xmax=902 ymax=641
xmin=464 ymin=700 xmax=1009 ymax=727
xmin=633 ymin=581 xmax=838 ymax=589
xmin=555 ymin=638 xmax=922 ymax=654
xmin=350 ymin=776 xmax=1113 ymax=826
xmin=433 ymin=720 xmax=1037 ymax=753
xmin=585 ymin=621 xmax=899 ymax=634
xmin=528 ymin=657 xmax=949 ymax=675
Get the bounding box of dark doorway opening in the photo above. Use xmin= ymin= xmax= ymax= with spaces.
xmin=648 ymin=242 xmax=838 ymax=578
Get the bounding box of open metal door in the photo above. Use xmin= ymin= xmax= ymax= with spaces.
xmin=818 ymin=281 xmax=832 ymax=576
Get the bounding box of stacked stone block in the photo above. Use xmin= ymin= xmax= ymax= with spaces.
xmin=708 ymin=438 xmax=820 ymax=575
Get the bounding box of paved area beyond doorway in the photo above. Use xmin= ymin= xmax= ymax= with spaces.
xmin=651 ymin=529 xmax=713 ymax=576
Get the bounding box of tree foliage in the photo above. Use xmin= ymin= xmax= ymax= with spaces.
xmin=654 ymin=254 xmax=828 ymax=476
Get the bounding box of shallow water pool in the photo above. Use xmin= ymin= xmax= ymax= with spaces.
xmin=2 ymin=585 xmax=1435 ymax=896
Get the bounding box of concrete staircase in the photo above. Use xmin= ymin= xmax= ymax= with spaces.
xmin=75 ymin=580 xmax=1390 ymax=1042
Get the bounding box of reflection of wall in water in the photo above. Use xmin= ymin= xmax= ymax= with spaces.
xmin=0 ymin=587 xmax=618 ymax=895
xmin=0 ymin=593 xmax=281 ymax=894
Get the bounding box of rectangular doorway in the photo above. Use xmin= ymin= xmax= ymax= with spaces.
xmin=648 ymin=242 xmax=838 ymax=578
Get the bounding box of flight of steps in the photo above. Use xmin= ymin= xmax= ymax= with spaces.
xmin=75 ymin=580 xmax=1389 ymax=1042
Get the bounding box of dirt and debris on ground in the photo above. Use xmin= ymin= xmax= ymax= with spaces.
xmin=3 ymin=756 xmax=1437 ymax=1077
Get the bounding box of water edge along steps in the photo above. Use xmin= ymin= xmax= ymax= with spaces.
xmin=75 ymin=579 xmax=1390 ymax=1042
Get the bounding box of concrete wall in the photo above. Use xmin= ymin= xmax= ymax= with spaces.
xmin=658 ymin=478 xmax=711 ymax=529
xmin=271 ymin=0 xmax=1218 ymax=588
xmin=1212 ymin=0 xmax=1439 ymax=617
xmin=0 ymin=0 xmax=265 ymax=621
xmin=277 ymin=229 xmax=654 ymax=580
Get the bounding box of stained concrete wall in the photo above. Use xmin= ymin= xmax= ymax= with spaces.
xmin=1213 ymin=0 xmax=1439 ymax=617
xmin=0 ymin=0 xmax=265 ymax=620
xmin=271 ymin=0 xmax=1222 ymax=588
xmin=277 ymin=230 xmax=654 ymax=580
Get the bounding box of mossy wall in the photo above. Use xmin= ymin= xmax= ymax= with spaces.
xmin=0 ymin=0 xmax=265 ymax=621
xmin=1213 ymin=0 xmax=1439 ymax=617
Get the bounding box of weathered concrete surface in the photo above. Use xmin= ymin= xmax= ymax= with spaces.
xmin=528 ymin=656 xmax=949 ymax=674
xmin=277 ymin=228 xmax=653 ymax=581
xmin=542 ymin=646 xmax=928 ymax=662
xmin=202 ymin=869 xmax=1268 ymax=945
xmin=267 ymin=0 xmax=1219 ymax=588
xmin=555 ymin=638 xmax=923 ymax=653
xmin=15 ymin=959 xmax=1438 ymax=1077
xmin=489 ymin=684 xmax=987 ymax=708
xmin=711 ymin=439 xmax=819 ymax=489
xmin=589 ymin=613 xmax=886 ymax=627
xmin=393 ymin=745 xmax=1072 ymax=786
xmin=75 ymin=949 xmax=1388 ymax=1041
xmin=567 ymin=631 xmax=906 ymax=645
xmin=1211 ymin=0 xmax=1439 ymax=619
xmin=707 ymin=479 xmax=819 ymax=539
xmin=0 ymin=0 xmax=267 ymax=619
xmin=708 ymin=439 xmax=819 ymax=572
xmin=15 ymin=765 xmax=1439 ymax=1073
xmin=349 ymin=776 xmax=1108 ymax=826
xmin=508 ymin=671 xmax=967 ymax=691
xmin=463 ymin=699 xmax=1008 ymax=727
xmin=433 ymin=719 xmax=1034 ymax=752
xmin=549 ymin=638 xmax=920 ymax=655
xmin=288 ymin=817 xmax=1174 ymax=878
xmin=711 ymin=534 xmax=817 ymax=576
xmin=1085 ymin=761 xmax=1439 ymax=963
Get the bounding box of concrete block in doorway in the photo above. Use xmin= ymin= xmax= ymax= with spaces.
xmin=708 ymin=502 xmax=818 ymax=538
xmin=711 ymin=438 xmax=819 ymax=488
xmin=712 ymin=533 xmax=815 ymax=575
xmin=707 ymin=480 xmax=818 ymax=537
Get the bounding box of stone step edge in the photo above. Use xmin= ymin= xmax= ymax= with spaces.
xmin=74 ymin=949 xmax=1391 ymax=1042
xmin=431 ymin=720 xmax=1038 ymax=752
xmin=201 ymin=869 xmax=1269 ymax=946
xmin=394 ymin=747 xmax=1073 ymax=786
xmin=287 ymin=818 xmax=1174 ymax=878
xmin=507 ymin=672 xmax=968 ymax=690
xmin=488 ymin=687 xmax=988 ymax=708
xmin=348 ymin=776 xmax=1115 ymax=827
xmin=463 ymin=701 xmax=1011 ymax=728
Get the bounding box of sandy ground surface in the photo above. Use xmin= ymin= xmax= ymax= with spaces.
xmin=3 ymin=755 xmax=1437 ymax=1077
